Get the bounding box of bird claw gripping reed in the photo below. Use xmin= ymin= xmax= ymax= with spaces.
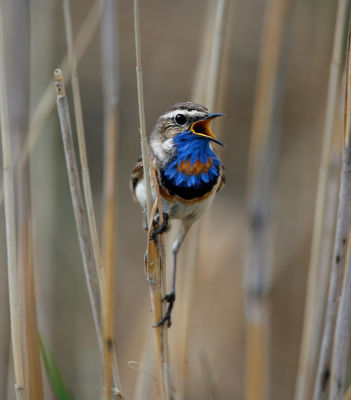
xmin=131 ymin=102 xmax=225 ymax=327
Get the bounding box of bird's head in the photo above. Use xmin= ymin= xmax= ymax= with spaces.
xmin=150 ymin=102 xmax=224 ymax=166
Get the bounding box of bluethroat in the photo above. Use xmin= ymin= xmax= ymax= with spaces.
xmin=131 ymin=102 xmax=225 ymax=327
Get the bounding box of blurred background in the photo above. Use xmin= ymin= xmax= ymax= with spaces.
xmin=0 ymin=0 xmax=343 ymax=399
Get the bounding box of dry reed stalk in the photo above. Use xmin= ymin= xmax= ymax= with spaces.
xmin=19 ymin=53 xmax=44 ymax=400
xmin=295 ymin=2 xmax=349 ymax=399
xmin=1 ymin=0 xmax=44 ymax=397
xmin=329 ymin=231 xmax=351 ymax=399
xmin=5 ymin=1 xmax=45 ymax=396
xmin=174 ymin=1 xmax=229 ymax=398
xmin=0 ymin=10 xmax=25 ymax=400
xmin=100 ymin=0 xmax=123 ymax=398
xmin=133 ymin=1 xmax=170 ymax=398
xmin=22 ymin=222 xmax=44 ymax=400
xmin=54 ymin=68 xmax=102 ymax=355
xmin=205 ymin=0 xmax=229 ymax=111
xmin=245 ymin=0 xmax=294 ymax=399
xmin=328 ymin=23 xmax=351 ymax=399
xmin=313 ymin=19 xmax=351 ymax=400
xmin=0 ymin=0 xmax=104 ymax=211
xmin=22 ymin=0 xmax=104 ymax=166
xmin=62 ymin=0 xmax=103 ymax=286
xmin=63 ymin=1 xmax=124 ymax=396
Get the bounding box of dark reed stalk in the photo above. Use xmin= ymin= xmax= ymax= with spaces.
xmin=245 ymin=0 xmax=294 ymax=399
xmin=329 ymin=232 xmax=351 ymax=399
xmin=100 ymin=0 xmax=123 ymax=398
xmin=313 ymin=19 xmax=351 ymax=400
xmin=328 ymin=21 xmax=351 ymax=399
xmin=133 ymin=1 xmax=170 ymax=398
xmin=0 ymin=9 xmax=24 ymax=400
xmin=296 ymin=1 xmax=349 ymax=398
xmin=54 ymin=68 xmax=102 ymax=360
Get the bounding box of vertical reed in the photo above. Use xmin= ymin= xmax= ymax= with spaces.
xmin=0 ymin=9 xmax=25 ymax=400
xmin=245 ymin=0 xmax=293 ymax=399
xmin=11 ymin=1 xmax=44 ymax=397
xmin=313 ymin=17 xmax=351 ymax=398
xmin=328 ymin=20 xmax=351 ymax=399
xmin=54 ymin=68 xmax=102 ymax=359
xmin=175 ymin=1 xmax=229 ymax=398
xmin=100 ymin=0 xmax=122 ymax=397
xmin=296 ymin=1 xmax=349 ymax=398
xmin=133 ymin=1 xmax=170 ymax=398
xmin=22 ymin=0 xmax=105 ymax=166
xmin=329 ymin=232 xmax=351 ymax=400
xmin=62 ymin=0 xmax=103 ymax=289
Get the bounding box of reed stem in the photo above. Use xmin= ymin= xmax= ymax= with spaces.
xmin=133 ymin=1 xmax=170 ymax=398
xmin=313 ymin=17 xmax=351 ymax=398
xmin=296 ymin=2 xmax=349 ymax=399
xmin=100 ymin=0 xmax=123 ymax=397
xmin=175 ymin=1 xmax=229 ymax=398
xmin=327 ymin=18 xmax=351 ymax=400
xmin=0 ymin=10 xmax=24 ymax=400
xmin=54 ymin=68 xmax=102 ymax=359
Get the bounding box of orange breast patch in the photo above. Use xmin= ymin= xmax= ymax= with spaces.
xmin=177 ymin=158 xmax=213 ymax=175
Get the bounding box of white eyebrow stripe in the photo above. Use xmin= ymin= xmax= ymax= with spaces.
xmin=161 ymin=110 xmax=205 ymax=120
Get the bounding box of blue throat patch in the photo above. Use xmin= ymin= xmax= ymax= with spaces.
xmin=162 ymin=131 xmax=220 ymax=189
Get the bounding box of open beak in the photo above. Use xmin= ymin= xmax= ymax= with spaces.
xmin=190 ymin=113 xmax=225 ymax=146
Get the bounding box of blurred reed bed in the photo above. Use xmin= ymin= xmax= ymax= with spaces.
xmin=2 ymin=0 xmax=351 ymax=399
xmin=295 ymin=0 xmax=349 ymax=398
xmin=245 ymin=0 xmax=294 ymax=398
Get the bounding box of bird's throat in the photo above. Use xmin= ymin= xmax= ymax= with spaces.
xmin=160 ymin=131 xmax=220 ymax=200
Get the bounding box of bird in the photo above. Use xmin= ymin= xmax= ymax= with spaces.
xmin=130 ymin=102 xmax=225 ymax=327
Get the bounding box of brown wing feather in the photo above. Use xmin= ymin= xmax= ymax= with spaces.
xmin=130 ymin=158 xmax=143 ymax=201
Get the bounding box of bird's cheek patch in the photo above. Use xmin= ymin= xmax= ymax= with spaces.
xmin=177 ymin=158 xmax=213 ymax=175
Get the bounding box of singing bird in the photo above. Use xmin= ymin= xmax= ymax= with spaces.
xmin=130 ymin=102 xmax=225 ymax=327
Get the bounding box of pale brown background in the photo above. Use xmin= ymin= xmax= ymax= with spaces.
xmin=0 ymin=0 xmax=339 ymax=398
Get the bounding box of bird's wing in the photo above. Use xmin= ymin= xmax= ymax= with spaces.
xmin=217 ymin=164 xmax=225 ymax=192
xmin=130 ymin=158 xmax=143 ymax=201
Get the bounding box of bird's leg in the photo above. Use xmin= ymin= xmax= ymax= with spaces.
xmin=154 ymin=221 xmax=191 ymax=328
xmin=150 ymin=212 xmax=169 ymax=242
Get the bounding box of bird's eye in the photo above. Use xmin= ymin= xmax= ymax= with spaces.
xmin=175 ymin=114 xmax=187 ymax=125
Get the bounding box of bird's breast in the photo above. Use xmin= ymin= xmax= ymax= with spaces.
xmin=159 ymin=156 xmax=220 ymax=202
xmin=176 ymin=158 xmax=214 ymax=175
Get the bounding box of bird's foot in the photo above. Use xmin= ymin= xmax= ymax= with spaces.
xmin=150 ymin=213 xmax=169 ymax=243
xmin=153 ymin=291 xmax=175 ymax=328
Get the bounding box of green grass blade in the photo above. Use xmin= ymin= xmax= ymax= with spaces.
xmin=39 ymin=336 xmax=76 ymax=400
